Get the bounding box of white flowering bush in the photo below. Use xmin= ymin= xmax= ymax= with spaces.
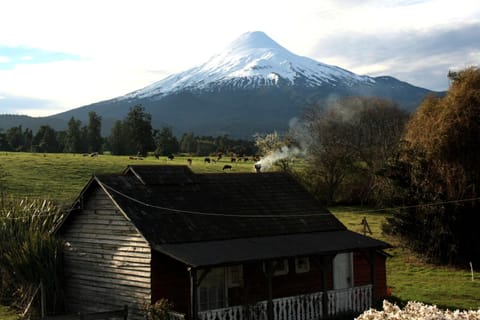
xmin=356 ymin=300 xmax=480 ymax=320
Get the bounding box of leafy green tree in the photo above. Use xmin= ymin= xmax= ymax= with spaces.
xmin=179 ymin=133 xmax=196 ymax=154
xmin=109 ymin=120 xmax=131 ymax=155
xmin=0 ymin=130 xmax=7 ymax=150
xmin=5 ymin=125 xmax=24 ymax=151
xmin=154 ymin=127 xmax=179 ymax=156
xmin=386 ymin=67 xmax=480 ymax=265
xmin=64 ymin=117 xmax=85 ymax=153
xmin=195 ymin=140 xmax=217 ymax=156
xmin=87 ymin=111 xmax=103 ymax=153
xmin=33 ymin=125 xmax=59 ymax=153
xmin=23 ymin=128 xmax=33 ymax=151
xmin=125 ymin=105 xmax=155 ymax=156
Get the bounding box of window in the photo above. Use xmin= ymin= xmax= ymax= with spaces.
xmin=198 ymin=268 xmax=226 ymax=311
xmin=227 ymin=265 xmax=243 ymax=287
xmin=197 ymin=265 xmax=244 ymax=311
xmin=295 ymin=257 xmax=310 ymax=273
xmin=264 ymin=259 xmax=289 ymax=276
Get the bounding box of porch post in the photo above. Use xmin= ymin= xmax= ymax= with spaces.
xmin=320 ymin=256 xmax=328 ymax=316
xmin=265 ymin=261 xmax=274 ymax=320
xmin=369 ymin=250 xmax=377 ymax=301
xmin=189 ymin=267 xmax=198 ymax=320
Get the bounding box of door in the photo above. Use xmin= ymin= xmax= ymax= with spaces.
xmin=332 ymin=252 xmax=353 ymax=313
xmin=333 ymin=252 xmax=353 ymax=289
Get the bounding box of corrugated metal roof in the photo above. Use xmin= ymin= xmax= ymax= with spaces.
xmin=154 ymin=230 xmax=391 ymax=267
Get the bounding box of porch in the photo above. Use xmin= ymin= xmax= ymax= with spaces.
xmin=197 ymin=284 xmax=372 ymax=320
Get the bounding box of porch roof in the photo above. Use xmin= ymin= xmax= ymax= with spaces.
xmin=153 ymin=230 xmax=391 ymax=267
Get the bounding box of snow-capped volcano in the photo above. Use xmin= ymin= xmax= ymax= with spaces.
xmin=123 ymin=31 xmax=374 ymax=100
xmin=15 ymin=30 xmax=438 ymax=138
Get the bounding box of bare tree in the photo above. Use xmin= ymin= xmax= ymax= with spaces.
xmin=302 ymin=97 xmax=408 ymax=204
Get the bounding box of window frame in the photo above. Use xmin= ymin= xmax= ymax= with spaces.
xmin=294 ymin=257 xmax=310 ymax=274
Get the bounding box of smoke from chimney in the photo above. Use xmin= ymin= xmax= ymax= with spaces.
xmin=254 ymin=145 xmax=304 ymax=172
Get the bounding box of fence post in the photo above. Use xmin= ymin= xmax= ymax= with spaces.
xmin=40 ymin=280 xmax=46 ymax=318
xmin=123 ymin=305 xmax=129 ymax=320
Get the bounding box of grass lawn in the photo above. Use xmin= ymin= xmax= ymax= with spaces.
xmin=0 ymin=305 xmax=17 ymax=320
xmin=331 ymin=207 xmax=480 ymax=311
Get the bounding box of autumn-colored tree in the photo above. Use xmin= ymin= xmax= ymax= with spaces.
xmin=387 ymin=67 xmax=480 ymax=265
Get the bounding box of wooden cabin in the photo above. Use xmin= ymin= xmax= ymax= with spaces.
xmin=57 ymin=165 xmax=391 ymax=320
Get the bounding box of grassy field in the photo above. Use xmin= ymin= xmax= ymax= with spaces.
xmin=0 ymin=305 xmax=17 ymax=320
xmin=0 ymin=152 xmax=258 ymax=204
xmin=1 ymin=152 xmax=479 ymax=312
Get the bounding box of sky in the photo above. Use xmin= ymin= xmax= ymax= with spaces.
xmin=0 ymin=0 xmax=479 ymax=117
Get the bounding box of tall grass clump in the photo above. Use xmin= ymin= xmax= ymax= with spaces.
xmin=0 ymin=197 xmax=65 ymax=316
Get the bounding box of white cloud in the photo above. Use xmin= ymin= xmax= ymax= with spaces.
xmin=0 ymin=56 xmax=11 ymax=63
xmin=0 ymin=0 xmax=479 ymax=115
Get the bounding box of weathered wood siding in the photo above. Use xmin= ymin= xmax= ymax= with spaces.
xmin=62 ymin=186 xmax=151 ymax=320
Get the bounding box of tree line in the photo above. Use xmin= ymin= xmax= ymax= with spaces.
xmin=0 ymin=105 xmax=256 ymax=156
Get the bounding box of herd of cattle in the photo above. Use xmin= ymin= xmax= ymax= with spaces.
xmin=166 ymin=154 xmax=261 ymax=171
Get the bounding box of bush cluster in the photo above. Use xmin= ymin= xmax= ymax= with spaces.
xmin=357 ymin=300 xmax=480 ymax=320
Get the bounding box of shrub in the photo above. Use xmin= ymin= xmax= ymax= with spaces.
xmin=357 ymin=300 xmax=480 ymax=320
xmin=0 ymin=197 xmax=65 ymax=315
xmin=143 ymin=299 xmax=175 ymax=320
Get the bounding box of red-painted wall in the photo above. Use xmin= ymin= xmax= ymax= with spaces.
xmin=151 ymin=251 xmax=191 ymax=316
xmin=353 ymin=251 xmax=388 ymax=298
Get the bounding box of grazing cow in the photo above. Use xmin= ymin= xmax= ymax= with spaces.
xmin=167 ymin=155 xmax=174 ymax=161
xmin=230 ymin=158 xmax=236 ymax=163
xmin=222 ymin=165 xmax=232 ymax=171
xmin=187 ymin=158 xmax=192 ymax=165
xmin=204 ymin=157 xmax=211 ymax=164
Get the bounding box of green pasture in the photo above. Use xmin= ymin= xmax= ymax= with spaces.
xmin=0 ymin=152 xmax=259 ymax=204
xmin=1 ymin=152 xmax=479 ymax=313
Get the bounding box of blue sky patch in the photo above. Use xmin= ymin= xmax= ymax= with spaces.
xmin=0 ymin=46 xmax=81 ymax=69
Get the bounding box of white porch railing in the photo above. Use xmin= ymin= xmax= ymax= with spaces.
xmin=168 ymin=311 xmax=187 ymax=320
xmin=327 ymin=285 xmax=372 ymax=317
xmin=197 ymin=285 xmax=372 ymax=320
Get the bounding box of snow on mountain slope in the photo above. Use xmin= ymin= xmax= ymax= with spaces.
xmin=122 ymin=31 xmax=375 ymax=100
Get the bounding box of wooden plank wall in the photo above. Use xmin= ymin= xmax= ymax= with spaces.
xmin=62 ymin=186 xmax=151 ymax=320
